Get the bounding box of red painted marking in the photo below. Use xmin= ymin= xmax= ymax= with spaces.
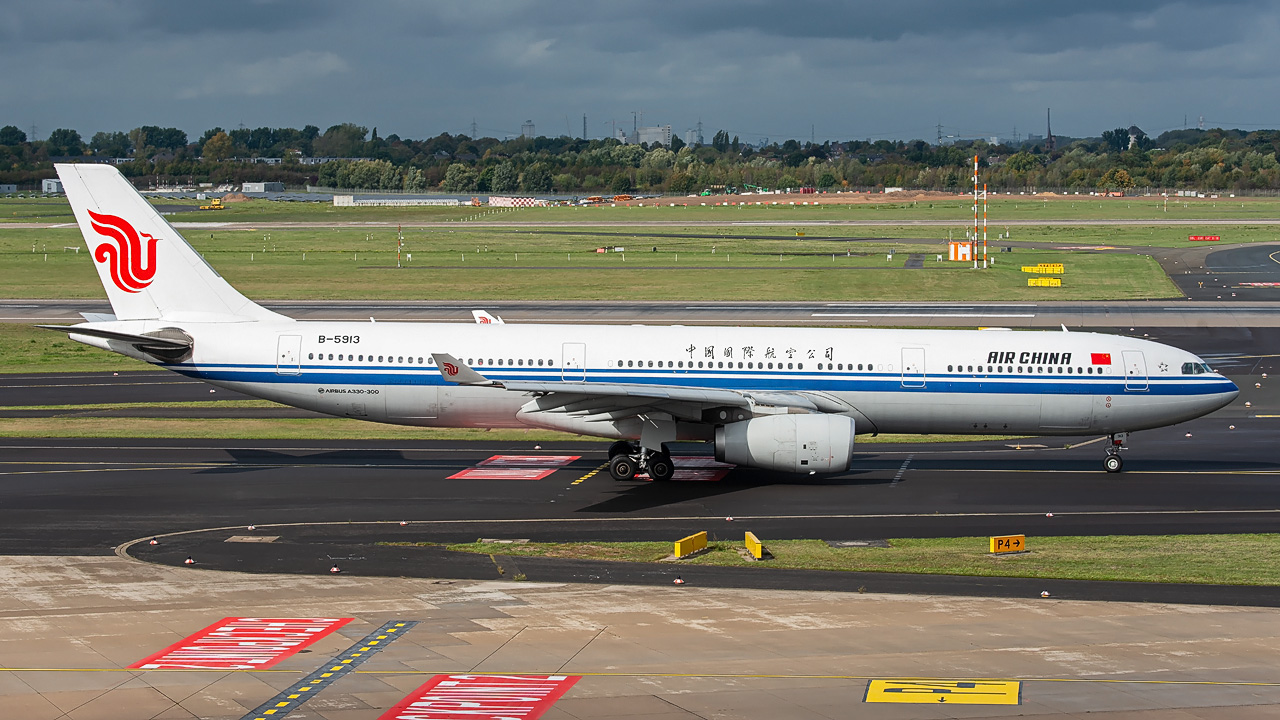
xmin=129 ymin=617 xmax=351 ymax=670
xmin=448 ymin=468 xmax=558 ymax=480
xmin=1239 ymin=282 xmax=1280 ymax=287
xmin=379 ymin=674 xmax=579 ymax=720
xmin=670 ymin=456 xmax=733 ymax=468
xmin=1091 ymin=353 xmax=1112 ymax=365
xmin=1189 ymin=235 xmax=1222 ymax=241
xmin=477 ymin=455 xmax=581 ymax=468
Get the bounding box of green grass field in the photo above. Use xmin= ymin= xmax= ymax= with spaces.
xmin=5 ymin=193 xmax=1280 ymax=225
xmin=0 ymin=225 xmax=1179 ymax=301
xmin=443 ymin=534 xmax=1280 ymax=586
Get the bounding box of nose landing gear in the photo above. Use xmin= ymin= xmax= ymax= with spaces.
xmin=1104 ymin=432 xmax=1128 ymax=473
xmin=607 ymin=443 xmax=675 ymax=482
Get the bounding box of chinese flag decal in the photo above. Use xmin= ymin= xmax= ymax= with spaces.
xmin=1091 ymin=353 xmax=1112 ymax=365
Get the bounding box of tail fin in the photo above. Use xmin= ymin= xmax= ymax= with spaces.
xmin=56 ymin=163 xmax=285 ymax=322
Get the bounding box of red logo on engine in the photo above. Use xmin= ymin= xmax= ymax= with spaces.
xmin=87 ymin=210 xmax=158 ymax=293
xmin=442 ymin=362 xmax=459 ymax=376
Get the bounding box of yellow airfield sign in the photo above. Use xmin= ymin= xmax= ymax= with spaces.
xmin=865 ymin=679 xmax=1022 ymax=705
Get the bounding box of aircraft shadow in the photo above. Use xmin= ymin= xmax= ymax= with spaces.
xmin=197 ymin=448 xmax=418 ymax=474
xmin=575 ymin=467 xmax=886 ymax=514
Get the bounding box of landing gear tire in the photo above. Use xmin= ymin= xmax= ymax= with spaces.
xmin=647 ymin=452 xmax=675 ymax=482
xmin=609 ymin=454 xmax=638 ymax=481
xmin=1104 ymin=432 xmax=1128 ymax=473
xmin=608 ymin=440 xmax=636 ymax=459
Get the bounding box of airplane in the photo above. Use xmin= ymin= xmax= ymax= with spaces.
xmin=41 ymin=163 xmax=1238 ymax=479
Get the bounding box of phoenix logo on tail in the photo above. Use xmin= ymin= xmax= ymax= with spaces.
xmin=87 ymin=210 xmax=158 ymax=293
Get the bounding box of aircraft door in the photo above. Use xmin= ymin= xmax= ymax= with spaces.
xmin=901 ymin=347 xmax=926 ymax=388
xmin=562 ymin=342 xmax=587 ymax=381
xmin=276 ymin=335 xmax=301 ymax=375
xmin=1122 ymin=350 xmax=1148 ymax=391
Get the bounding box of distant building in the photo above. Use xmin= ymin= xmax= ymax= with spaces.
xmin=618 ymin=125 xmax=673 ymax=146
xmin=521 ymin=120 xmax=535 ymax=139
xmin=298 ymin=157 xmax=372 ymax=166
xmin=41 ymin=179 xmax=63 ymax=193
xmin=242 ymin=182 xmax=285 ymax=193
xmin=683 ymin=129 xmax=698 ymax=147
xmin=0 ymin=184 xmax=16 ymax=193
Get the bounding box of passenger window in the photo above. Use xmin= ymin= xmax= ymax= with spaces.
xmin=308 ymin=353 xmax=314 ymax=360
xmin=858 ymin=364 xmax=864 ymax=371
xmin=627 ymin=360 xmax=633 ymax=367
xmin=649 ymin=361 xmax=654 ymax=368
xmin=838 ymin=363 xmax=844 ymax=370
xmin=797 ymin=363 xmax=803 ymax=369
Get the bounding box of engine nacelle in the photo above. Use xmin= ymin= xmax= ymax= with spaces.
xmin=715 ymin=414 xmax=856 ymax=473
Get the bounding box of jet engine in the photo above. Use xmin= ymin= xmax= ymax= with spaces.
xmin=715 ymin=414 xmax=856 ymax=473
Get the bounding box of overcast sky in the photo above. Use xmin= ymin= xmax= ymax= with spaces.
xmin=4 ymin=0 xmax=1278 ymax=144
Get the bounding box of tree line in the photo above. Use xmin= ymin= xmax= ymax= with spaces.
xmin=3 ymin=121 xmax=1280 ymax=194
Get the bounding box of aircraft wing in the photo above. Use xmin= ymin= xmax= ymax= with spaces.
xmin=430 ymin=353 xmax=846 ymax=423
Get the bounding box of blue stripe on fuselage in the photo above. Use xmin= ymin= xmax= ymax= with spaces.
xmin=162 ymin=363 xmax=1236 ymax=397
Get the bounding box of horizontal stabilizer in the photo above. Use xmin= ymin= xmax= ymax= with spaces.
xmin=36 ymin=324 xmax=192 ymax=349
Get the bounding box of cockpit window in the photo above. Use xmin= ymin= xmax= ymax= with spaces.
xmin=1181 ymin=362 xmax=1213 ymax=375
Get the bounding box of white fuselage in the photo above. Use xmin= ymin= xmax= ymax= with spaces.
xmin=87 ymin=320 xmax=1238 ymax=439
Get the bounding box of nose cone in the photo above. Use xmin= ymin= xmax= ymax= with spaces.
xmin=1207 ymin=377 xmax=1240 ymax=414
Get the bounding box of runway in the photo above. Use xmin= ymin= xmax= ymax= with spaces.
xmin=12 ymin=217 xmax=1280 ymax=229
xmin=0 ymin=397 xmax=1268 ymax=549
xmin=9 ymin=298 xmax=1280 ymax=327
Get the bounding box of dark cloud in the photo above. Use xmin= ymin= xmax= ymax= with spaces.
xmin=2 ymin=0 xmax=1276 ymax=143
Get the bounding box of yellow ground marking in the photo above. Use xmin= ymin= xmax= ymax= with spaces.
xmin=866 ymin=679 xmax=1021 ymax=704
xmin=572 ymin=462 xmax=608 ymax=485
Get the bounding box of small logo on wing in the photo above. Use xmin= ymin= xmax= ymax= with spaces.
xmin=442 ymin=362 xmax=459 ymax=376
xmin=87 ymin=210 xmax=158 ymax=293
xmin=478 ymin=316 xmax=491 ymax=324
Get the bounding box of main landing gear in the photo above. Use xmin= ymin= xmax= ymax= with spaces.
xmin=1104 ymin=432 xmax=1128 ymax=473
xmin=608 ymin=441 xmax=675 ymax=482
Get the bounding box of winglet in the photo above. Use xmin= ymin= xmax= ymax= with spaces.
xmin=432 ymin=353 xmax=498 ymax=386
